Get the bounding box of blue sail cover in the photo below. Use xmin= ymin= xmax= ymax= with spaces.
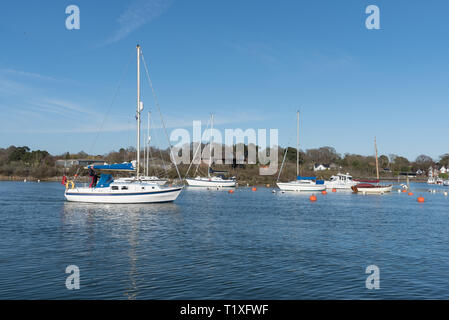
xmin=96 ymin=174 xmax=114 ymax=188
xmin=92 ymin=162 xmax=135 ymax=171
xmin=297 ymin=176 xmax=316 ymax=180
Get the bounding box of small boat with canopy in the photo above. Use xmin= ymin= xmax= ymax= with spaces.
xmin=324 ymin=173 xmax=357 ymax=190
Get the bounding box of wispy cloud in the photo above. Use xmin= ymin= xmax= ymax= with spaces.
xmin=37 ymin=99 xmax=101 ymax=118
xmin=226 ymin=41 xmax=281 ymax=66
xmin=104 ymin=0 xmax=173 ymax=45
xmin=0 ymin=68 xmax=57 ymax=81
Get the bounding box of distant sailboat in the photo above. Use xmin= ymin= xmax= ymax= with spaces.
xmin=64 ymin=45 xmax=182 ymax=203
xmin=277 ymin=111 xmax=326 ymax=192
xmin=351 ymin=137 xmax=392 ymax=194
xmin=186 ymin=114 xmax=236 ymax=187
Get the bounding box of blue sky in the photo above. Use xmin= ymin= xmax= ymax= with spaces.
xmin=0 ymin=0 xmax=448 ymax=160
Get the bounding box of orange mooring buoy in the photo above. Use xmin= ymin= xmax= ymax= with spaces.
xmin=321 ymin=190 xmax=327 ymax=195
xmin=402 ymin=189 xmax=407 ymax=193
xmin=408 ymin=192 xmax=414 ymax=196
xmin=417 ymin=196 xmax=425 ymax=203
xmin=252 ymin=187 xmax=257 ymax=191
xmin=332 ymin=188 xmax=337 ymax=193
xmin=310 ymin=195 xmax=317 ymax=202
xmin=228 ymin=189 xmax=234 ymax=194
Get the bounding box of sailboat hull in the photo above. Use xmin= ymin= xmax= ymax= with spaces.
xmin=186 ymin=178 xmax=236 ymax=187
xmin=277 ymin=182 xmax=326 ymax=192
xmin=65 ymin=187 xmax=182 ymax=203
xmin=351 ymin=185 xmax=392 ymax=194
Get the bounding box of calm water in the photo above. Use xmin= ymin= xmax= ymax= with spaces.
xmin=0 ymin=181 xmax=448 ymax=299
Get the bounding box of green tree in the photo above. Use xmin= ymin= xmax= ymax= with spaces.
xmin=393 ymin=156 xmax=411 ymax=172
xmin=414 ymin=154 xmax=434 ymax=170
xmin=439 ymin=154 xmax=449 ymax=167
xmin=379 ymin=155 xmax=389 ymax=169
xmin=8 ymin=146 xmax=30 ymax=162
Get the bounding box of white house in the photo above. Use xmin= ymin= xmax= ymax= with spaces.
xmin=314 ymin=164 xmax=330 ymax=171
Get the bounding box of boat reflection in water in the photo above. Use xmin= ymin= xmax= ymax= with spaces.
xmin=61 ymin=201 xmax=181 ymax=299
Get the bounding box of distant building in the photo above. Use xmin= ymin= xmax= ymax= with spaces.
xmin=416 ymin=169 xmax=424 ymax=175
xmin=55 ymin=159 xmax=106 ymax=168
xmin=440 ymin=166 xmax=447 ymax=174
xmin=314 ymin=164 xmax=330 ymax=171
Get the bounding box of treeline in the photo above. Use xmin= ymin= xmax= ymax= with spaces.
xmin=0 ymin=146 xmax=58 ymax=178
xmin=1 ymin=144 xmax=448 ymax=181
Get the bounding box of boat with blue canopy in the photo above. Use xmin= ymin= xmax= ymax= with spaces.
xmin=64 ymin=45 xmax=182 ymax=203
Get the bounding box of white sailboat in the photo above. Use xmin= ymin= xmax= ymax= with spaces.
xmin=351 ymin=137 xmax=392 ymax=195
xmin=186 ymin=114 xmax=236 ymax=187
xmin=276 ymin=111 xmax=326 ymax=192
xmin=64 ymin=45 xmax=182 ymax=204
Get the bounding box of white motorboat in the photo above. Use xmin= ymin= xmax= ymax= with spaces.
xmin=427 ymin=177 xmax=436 ymax=184
xmin=324 ymin=173 xmax=357 ymax=189
xmin=185 ymin=114 xmax=236 ymax=187
xmin=64 ymin=45 xmax=182 ymax=204
xmin=444 ymin=180 xmax=449 ymax=186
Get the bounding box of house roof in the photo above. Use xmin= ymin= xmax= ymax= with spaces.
xmin=314 ymin=163 xmax=330 ymax=168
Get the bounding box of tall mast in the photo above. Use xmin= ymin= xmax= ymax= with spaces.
xmin=136 ymin=44 xmax=141 ymax=177
xmin=147 ymin=111 xmax=151 ymax=176
xmin=143 ymin=132 xmax=147 ymax=176
xmin=296 ymin=110 xmax=299 ymax=178
xmin=208 ymin=113 xmax=214 ymax=178
xmin=374 ymin=137 xmax=379 ymax=182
